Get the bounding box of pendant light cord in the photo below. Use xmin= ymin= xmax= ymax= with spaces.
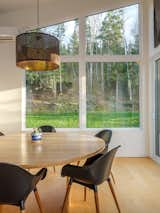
xmin=37 ymin=0 xmax=39 ymax=29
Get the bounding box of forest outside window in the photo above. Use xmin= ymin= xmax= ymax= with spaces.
xmin=86 ymin=4 xmax=139 ymax=55
xmin=41 ymin=19 xmax=79 ymax=55
xmin=25 ymin=4 xmax=140 ymax=129
xmin=26 ymin=63 xmax=79 ymax=128
xmin=86 ymin=62 xmax=139 ymax=128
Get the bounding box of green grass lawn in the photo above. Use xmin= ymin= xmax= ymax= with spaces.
xmin=26 ymin=111 xmax=139 ymax=128
xmin=87 ymin=111 xmax=139 ymax=127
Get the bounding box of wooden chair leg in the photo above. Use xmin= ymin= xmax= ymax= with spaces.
xmin=66 ymin=176 xmax=69 ymax=188
xmin=84 ymin=186 xmax=87 ymax=201
xmin=19 ymin=201 xmax=25 ymax=213
xmin=0 ymin=205 xmax=3 ymax=213
xmin=94 ymin=186 xmax=100 ymax=213
xmin=62 ymin=179 xmax=72 ymax=213
xmin=110 ymin=171 xmax=116 ymax=184
xmin=108 ymin=179 xmax=121 ymax=213
xmin=34 ymin=188 xmax=44 ymax=213
xmin=20 ymin=210 xmax=26 ymax=213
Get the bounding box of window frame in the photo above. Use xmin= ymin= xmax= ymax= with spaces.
xmin=22 ymin=2 xmax=143 ymax=131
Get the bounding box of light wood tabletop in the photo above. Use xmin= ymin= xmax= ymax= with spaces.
xmin=0 ymin=132 xmax=105 ymax=169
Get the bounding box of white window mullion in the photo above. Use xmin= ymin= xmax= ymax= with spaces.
xmin=79 ymin=16 xmax=86 ymax=129
xmin=85 ymin=55 xmax=141 ymax=62
xmin=60 ymin=55 xmax=80 ymax=62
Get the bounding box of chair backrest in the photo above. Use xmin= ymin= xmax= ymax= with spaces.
xmin=0 ymin=163 xmax=34 ymax=205
xmin=38 ymin=125 xmax=56 ymax=133
xmin=88 ymin=145 xmax=120 ymax=185
xmin=95 ymin=129 xmax=112 ymax=149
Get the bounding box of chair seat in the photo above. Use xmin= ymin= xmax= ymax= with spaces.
xmin=62 ymin=164 xmax=93 ymax=185
xmin=83 ymin=153 xmax=103 ymax=166
xmin=62 ymin=151 xmax=109 ymax=186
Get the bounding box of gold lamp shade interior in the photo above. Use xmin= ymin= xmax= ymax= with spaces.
xmin=16 ymin=32 xmax=60 ymax=71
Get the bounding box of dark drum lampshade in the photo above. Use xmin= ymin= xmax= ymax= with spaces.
xmin=16 ymin=32 xmax=60 ymax=71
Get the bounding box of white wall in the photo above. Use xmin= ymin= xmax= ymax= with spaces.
xmin=90 ymin=129 xmax=145 ymax=157
xmin=0 ymin=0 xmax=150 ymax=156
xmin=0 ymin=0 xmax=141 ymax=29
xmin=0 ymin=41 xmax=22 ymax=134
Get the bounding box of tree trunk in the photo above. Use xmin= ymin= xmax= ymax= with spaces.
xmin=59 ymin=68 xmax=62 ymax=94
xmin=101 ymin=62 xmax=104 ymax=94
xmin=115 ymin=71 xmax=119 ymax=112
xmin=53 ymin=75 xmax=57 ymax=98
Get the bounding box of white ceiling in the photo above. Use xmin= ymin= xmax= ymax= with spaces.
xmin=0 ymin=0 xmax=54 ymax=13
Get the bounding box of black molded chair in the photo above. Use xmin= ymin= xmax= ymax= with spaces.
xmin=77 ymin=129 xmax=112 ymax=165
xmin=38 ymin=125 xmax=56 ymax=172
xmin=95 ymin=129 xmax=116 ymax=183
xmin=38 ymin=125 xmax=56 ymax=133
xmin=61 ymin=146 xmax=121 ymax=213
xmin=0 ymin=163 xmax=47 ymax=213
xmin=77 ymin=129 xmax=115 ymax=184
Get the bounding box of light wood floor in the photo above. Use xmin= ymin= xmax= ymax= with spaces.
xmin=0 ymin=157 xmax=160 ymax=213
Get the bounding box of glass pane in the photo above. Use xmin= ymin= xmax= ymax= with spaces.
xmin=41 ymin=20 xmax=79 ymax=55
xmin=86 ymin=62 xmax=139 ymax=128
xmin=155 ymin=59 xmax=160 ymax=156
xmin=86 ymin=4 xmax=139 ymax=55
xmin=26 ymin=63 xmax=79 ymax=128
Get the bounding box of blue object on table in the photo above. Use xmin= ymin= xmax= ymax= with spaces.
xmin=32 ymin=133 xmax=42 ymax=141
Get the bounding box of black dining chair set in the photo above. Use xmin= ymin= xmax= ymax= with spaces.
xmin=0 ymin=127 xmax=121 ymax=213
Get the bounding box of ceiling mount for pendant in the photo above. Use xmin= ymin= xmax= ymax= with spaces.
xmin=16 ymin=0 xmax=60 ymax=71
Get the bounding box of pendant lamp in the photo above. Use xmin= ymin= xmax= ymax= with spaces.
xmin=16 ymin=0 xmax=60 ymax=71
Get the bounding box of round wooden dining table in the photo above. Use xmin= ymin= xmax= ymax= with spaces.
xmin=0 ymin=132 xmax=105 ymax=169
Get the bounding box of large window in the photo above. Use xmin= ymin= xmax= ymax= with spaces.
xmin=26 ymin=20 xmax=79 ymax=128
xmin=25 ymin=4 xmax=140 ymax=128
xmin=86 ymin=4 xmax=139 ymax=55
xmin=26 ymin=63 xmax=79 ymax=128
xmin=86 ymin=62 xmax=139 ymax=128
